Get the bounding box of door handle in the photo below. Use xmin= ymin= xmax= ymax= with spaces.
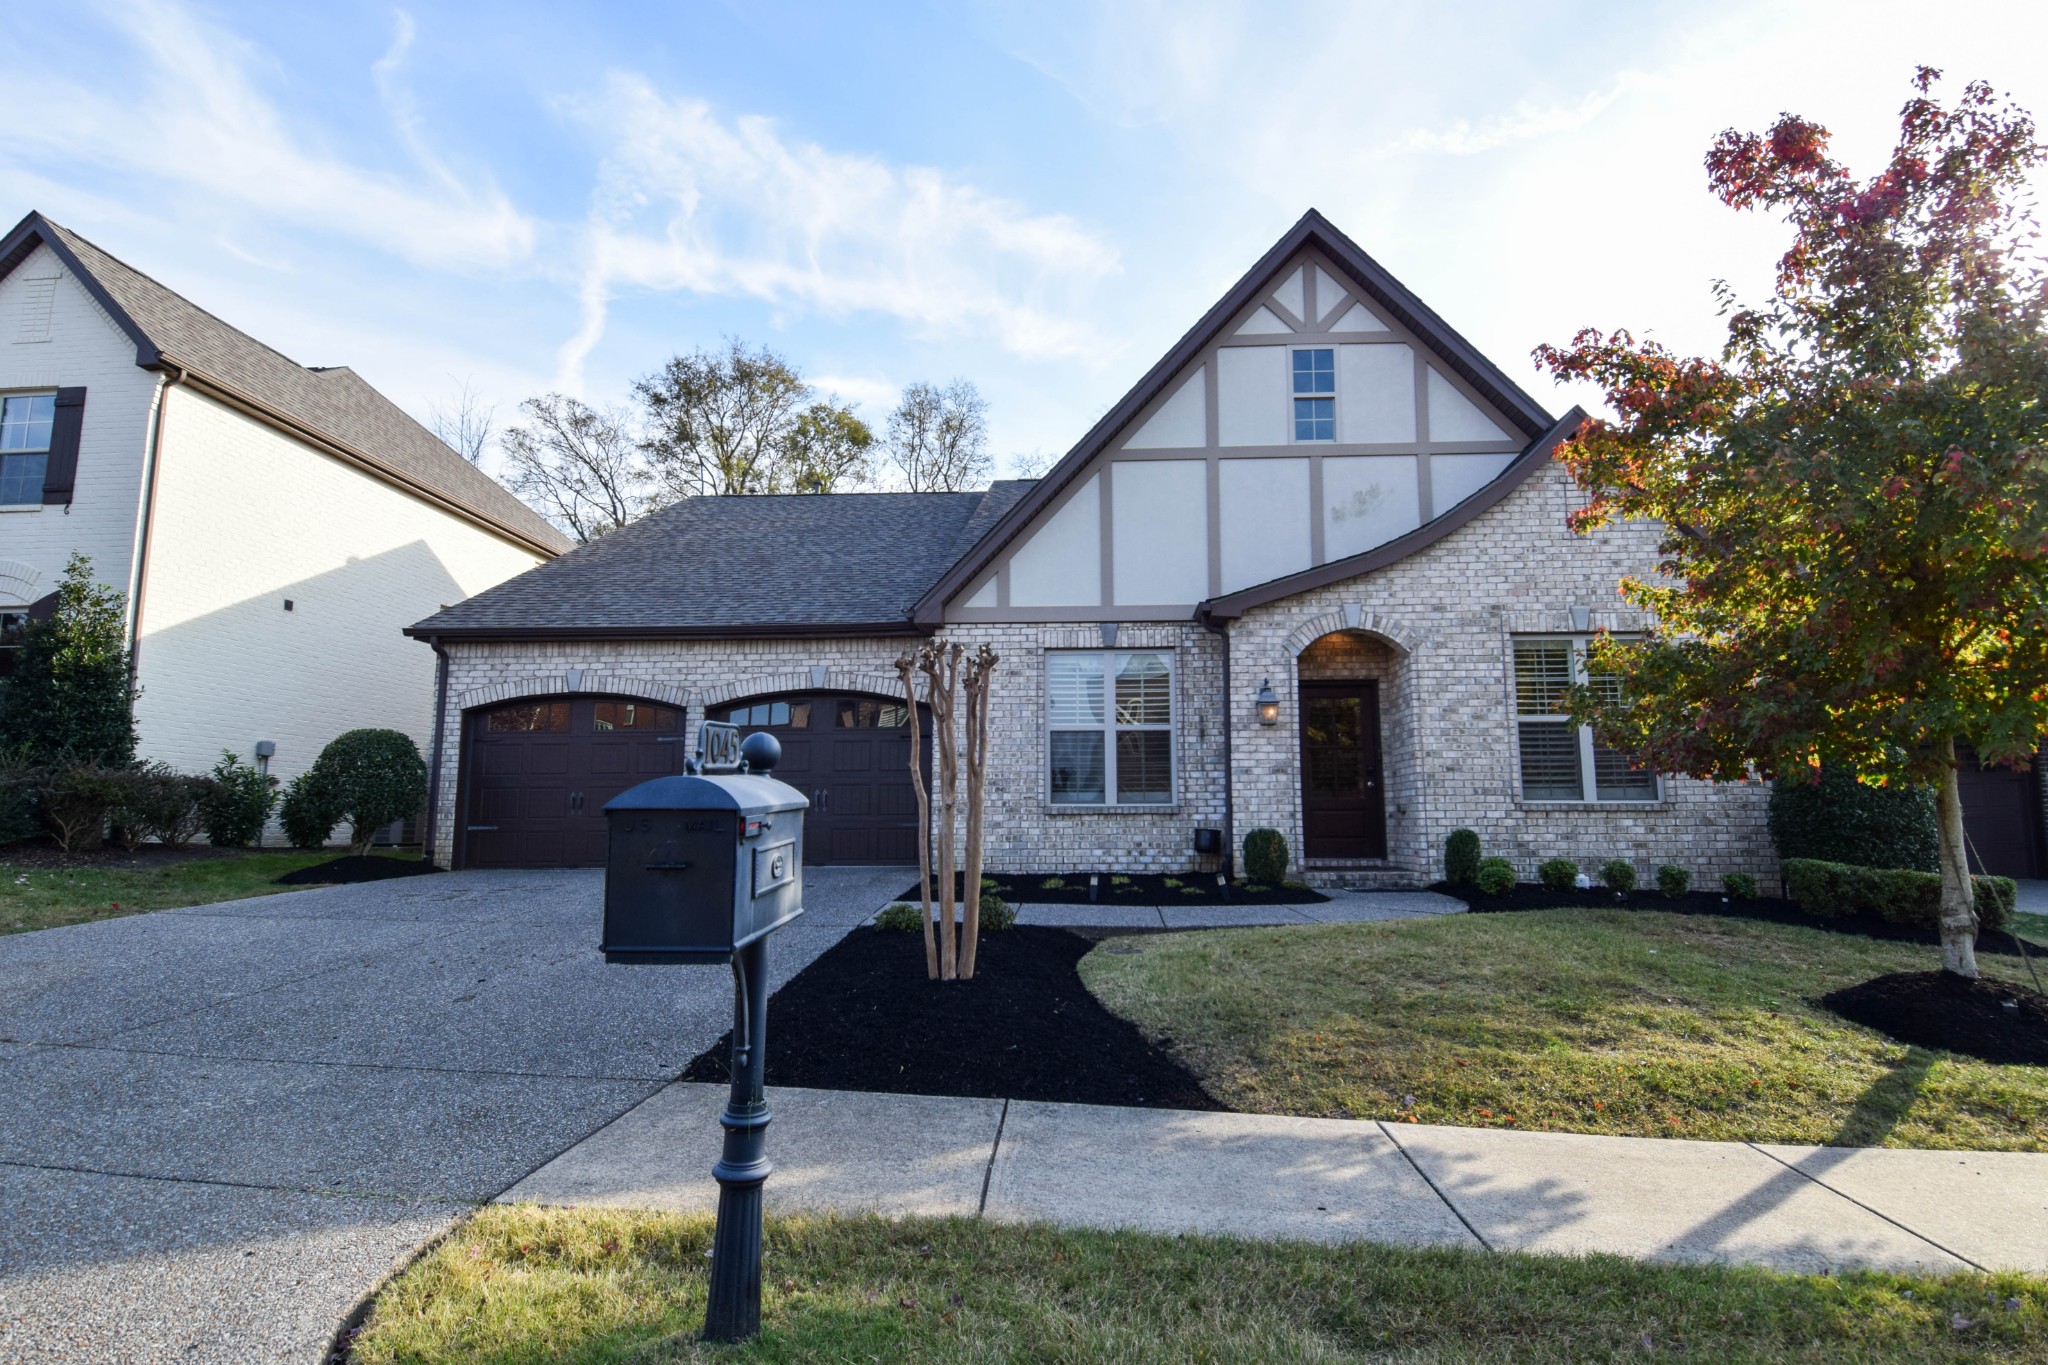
xmin=813 ymin=787 xmax=828 ymax=813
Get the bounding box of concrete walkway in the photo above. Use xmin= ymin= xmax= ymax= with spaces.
xmin=507 ymin=1083 xmax=2048 ymax=1276
xmin=922 ymin=889 xmax=1467 ymax=931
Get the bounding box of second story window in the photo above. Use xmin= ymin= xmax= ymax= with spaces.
xmin=0 ymin=393 xmax=54 ymax=506
xmin=1292 ymin=348 xmax=1334 ymax=441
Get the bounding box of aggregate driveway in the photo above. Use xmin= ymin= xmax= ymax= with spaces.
xmin=0 ymin=864 xmax=906 ymax=1364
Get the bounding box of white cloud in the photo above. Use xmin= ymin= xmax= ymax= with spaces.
xmin=554 ymin=74 xmax=1121 ymax=389
xmin=3 ymin=0 xmax=535 ymax=272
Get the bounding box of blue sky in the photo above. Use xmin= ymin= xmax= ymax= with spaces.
xmin=9 ymin=0 xmax=2047 ymax=485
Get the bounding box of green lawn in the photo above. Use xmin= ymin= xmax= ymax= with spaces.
xmin=0 ymin=849 xmax=409 ymax=935
xmin=2015 ymin=909 xmax=2048 ymax=946
xmin=1081 ymin=909 xmax=2047 ymax=1152
xmin=347 ymin=1206 xmax=2048 ymax=1364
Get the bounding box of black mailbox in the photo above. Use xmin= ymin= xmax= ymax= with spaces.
xmin=600 ymin=745 xmax=807 ymax=964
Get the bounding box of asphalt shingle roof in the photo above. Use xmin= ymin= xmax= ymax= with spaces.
xmin=21 ymin=216 xmax=569 ymax=555
xmin=410 ymin=481 xmax=1037 ymax=635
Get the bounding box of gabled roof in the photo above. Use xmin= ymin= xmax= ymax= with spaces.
xmin=406 ymin=482 xmax=1037 ymax=639
xmin=0 ymin=212 xmax=569 ymax=556
xmin=913 ymin=208 xmax=1558 ymax=624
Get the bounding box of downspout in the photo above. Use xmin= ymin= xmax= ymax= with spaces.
xmin=1202 ymin=612 xmax=1236 ymax=878
xmin=128 ymin=366 xmax=185 ymax=688
xmin=424 ymin=636 xmax=450 ymax=868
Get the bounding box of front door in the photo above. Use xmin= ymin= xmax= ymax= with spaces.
xmin=1300 ymin=682 xmax=1386 ymax=861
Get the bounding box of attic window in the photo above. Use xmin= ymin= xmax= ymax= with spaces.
xmin=1292 ymin=349 xmax=1334 ymax=442
xmin=0 ymin=393 xmax=55 ymax=505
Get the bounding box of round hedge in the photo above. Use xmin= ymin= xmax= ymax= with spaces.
xmin=305 ymin=728 xmax=427 ymax=854
xmin=1768 ymin=767 xmax=1937 ymax=872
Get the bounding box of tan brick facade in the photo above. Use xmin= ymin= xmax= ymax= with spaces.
xmin=426 ymin=461 xmax=1776 ymax=889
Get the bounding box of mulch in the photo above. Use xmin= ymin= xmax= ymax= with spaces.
xmin=274 ymin=855 xmax=440 ymax=886
xmin=0 ymin=840 xmax=253 ymax=870
xmin=901 ymin=871 xmax=1329 ymax=907
xmin=1821 ymin=971 xmax=2048 ymax=1066
xmin=1435 ymin=881 xmax=2046 ymax=960
xmin=680 ymin=925 xmax=1222 ymax=1110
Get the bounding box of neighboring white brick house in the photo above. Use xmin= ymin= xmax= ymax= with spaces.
xmin=411 ymin=211 xmax=1787 ymax=887
xmin=0 ymin=213 xmax=568 ymax=796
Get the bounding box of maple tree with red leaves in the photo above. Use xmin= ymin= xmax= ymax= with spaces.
xmin=1535 ymin=69 xmax=2048 ymax=980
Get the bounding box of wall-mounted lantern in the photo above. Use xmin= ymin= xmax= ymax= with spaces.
xmin=1255 ymin=679 xmax=1280 ymax=727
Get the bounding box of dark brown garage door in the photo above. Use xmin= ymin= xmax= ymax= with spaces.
xmin=460 ymin=696 xmax=685 ymax=868
xmin=711 ymin=693 xmax=925 ymax=864
xmin=1958 ymin=742 xmax=2046 ymax=880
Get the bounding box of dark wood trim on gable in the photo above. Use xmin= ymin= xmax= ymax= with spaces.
xmin=40 ymin=387 xmax=86 ymax=505
xmin=912 ymin=208 xmax=1559 ymax=625
xmin=0 ymin=215 xmax=161 ymax=367
xmin=1194 ymin=407 xmax=1587 ymax=624
xmin=400 ymin=619 xmax=931 ymax=643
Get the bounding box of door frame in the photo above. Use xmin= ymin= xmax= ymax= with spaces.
xmin=451 ymin=691 xmax=689 ymax=870
xmin=1297 ymin=679 xmax=1388 ymax=861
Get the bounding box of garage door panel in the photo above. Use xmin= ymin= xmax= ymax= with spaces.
xmin=588 ymin=745 xmax=631 ymax=776
xmin=832 ymin=738 xmax=875 ymax=772
xmin=461 ymin=697 xmax=684 ymax=869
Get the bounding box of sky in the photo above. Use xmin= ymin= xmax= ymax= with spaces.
xmin=9 ymin=0 xmax=2048 ymax=488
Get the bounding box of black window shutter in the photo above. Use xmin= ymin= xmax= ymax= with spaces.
xmin=41 ymin=386 xmax=87 ymax=505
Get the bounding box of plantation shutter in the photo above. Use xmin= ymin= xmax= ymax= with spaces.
xmin=40 ymin=386 xmax=85 ymax=505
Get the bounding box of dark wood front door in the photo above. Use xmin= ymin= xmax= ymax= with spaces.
xmin=1957 ymin=741 xmax=2047 ymax=879
xmin=1300 ymin=682 xmax=1386 ymax=861
xmin=710 ymin=693 xmax=927 ymax=864
xmin=461 ymin=696 xmax=686 ymax=868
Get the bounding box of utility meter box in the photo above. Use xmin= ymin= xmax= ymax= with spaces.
xmin=600 ymin=727 xmax=806 ymax=964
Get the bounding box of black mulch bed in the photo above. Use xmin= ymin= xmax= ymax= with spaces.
xmin=1822 ymin=971 xmax=2048 ymax=1066
xmin=681 ymin=925 xmax=1223 ymax=1110
xmin=275 ymin=855 xmax=439 ymax=886
xmin=1433 ymin=881 xmax=2046 ymax=960
xmin=900 ymin=871 xmax=1328 ymax=906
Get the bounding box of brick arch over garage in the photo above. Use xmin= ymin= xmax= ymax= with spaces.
xmin=698 ymin=665 xmax=926 ymax=711
xmin=453 ymin=672 xmax=687 ymax=713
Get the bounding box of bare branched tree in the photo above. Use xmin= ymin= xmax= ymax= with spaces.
xmin=501 ymin=394 xmax=646 ymax=543
xmin=886 ymin=380 xmax=992 ymax=491
xmin=634 ymin=339 xmax=874 ymax=501
xmin=1008 ymin=448 xmax=1055 ymax=478
xmin=428 ymin=377 xmax=496 ymax=465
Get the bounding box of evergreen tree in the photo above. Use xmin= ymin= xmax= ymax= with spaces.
xmin=0 ymin=554 xmax=137 ymax=767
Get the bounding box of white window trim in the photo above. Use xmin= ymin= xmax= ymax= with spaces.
xmin=0 ymin=390 xmax=57 ymax=509
xmin=1046 ymin=648 xmax=1177 ymax=808
xmin=1289 ymin=346 xmax=1336 ymax=445
xmin=1511 ymin=635 xmax=1660 ymax=806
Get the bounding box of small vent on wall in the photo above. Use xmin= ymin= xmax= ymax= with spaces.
xmin=14 ymin=275 xmax=58 ymax=344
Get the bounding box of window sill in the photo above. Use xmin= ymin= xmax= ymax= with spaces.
xmin=0 ymin=504 xmax=43 ymax=514
xmin=1043 ymin=803 xmax=1182 ymax=816
xmin=1516 ymin=799 xmax=1667 ymax=811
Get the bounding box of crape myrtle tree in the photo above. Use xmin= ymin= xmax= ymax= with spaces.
xmin=1535 ymin=70 xmax=2048 ymax=980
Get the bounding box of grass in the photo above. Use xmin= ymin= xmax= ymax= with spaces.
xmin=0 ymin=848 xmax=409 ymax=934
xmin=1080 ymin=909 xmax=2048 ymax=1151
xmin=2015 ymin=909 xmax=2048 ymax=946
xmin=347 ymin=1206 xmax=2048 ymax=1364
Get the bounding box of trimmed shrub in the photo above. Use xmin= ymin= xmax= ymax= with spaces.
xmin=0 ymin=762 xmax=40 ymax=846
xmin=198 ymin=750 xmax=278 ymax=847
xmin=114 ymin=761 xmax=206 ymax=849
xmin=1242 ymin=828 xmax=1289 ymax=885
xmin=42 ymin=763 xmax=128 ymax=854
xmin=1598 ymin=859 xmax=1637 ymax=893
xmin=1537 ymin=858 xmax=1579 ymax=892
xmin=1768 ymin=767 xmax=1937 ymax=872
xmin=978 ymin=895 xmax=1016 ymax=931
xmin=875 ymin=903 xmax=922 ymax=932
xmin=1474 ymin=856 xmax=1515 ymax=895
xmin=1722 ymin=872 xmax=1759 ymax=901
xmin=279 ymin=770 xmax=342 ymax=850
xmin=1444 ymin=829 xmax=1482 ymax=886
xmin=304 ymin=729 xmax=427 ymax=855
xmin=1656 ymin=865 xmax=1691 ymax=898
xmin=1782 ymin=857 xmax=2012 ymax=934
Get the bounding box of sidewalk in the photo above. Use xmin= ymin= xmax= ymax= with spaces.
xmin=502 ymin=1083 xmax=2048 ymax=1276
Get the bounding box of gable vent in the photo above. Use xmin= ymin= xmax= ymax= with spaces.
xmin=13 ymin=274 xmax=57 ymax=344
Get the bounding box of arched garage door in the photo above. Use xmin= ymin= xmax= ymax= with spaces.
xmin=709 ymin=692 xmax=926 ymax=864
xmin=459 ymin=695 xmax=685 ymax=868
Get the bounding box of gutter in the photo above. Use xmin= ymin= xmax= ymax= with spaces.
xmin=401 ymin=620 xmax=936 ymax=643
xmin=128 ymin=365 xmax=185 ymax=686
xmin=1203 ymin=613 xmax=1237 ymax=878
xmin=424 ymin=636 xmax=449 ymax=867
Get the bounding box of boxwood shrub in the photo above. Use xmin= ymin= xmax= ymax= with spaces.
xmin=1474 ymin=856 xmax=1515 ymax=896
xmin=1598 ymin=859 xmax=1637 ymax=893
xmin=1782 ymin=857 xmax=2013 ymax=933
xmin=1444 ymin=829 xmax=1482 ymax=886
xmin=1242 ymin=828 xmax=1289 ymax=885
xmin=1536 ymin=858 xmax=1579 ymax=892
xmin=1656 ymin=864 xmax=1691 ymax=898
xmin=1722 ymin=872 xmax=1759 ymax=901
xmin=1768 ymin=767 xmax=1937 ymax=872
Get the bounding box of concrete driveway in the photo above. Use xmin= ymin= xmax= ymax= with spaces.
xmin=0 ymin=864 xmax=908 ymax=1364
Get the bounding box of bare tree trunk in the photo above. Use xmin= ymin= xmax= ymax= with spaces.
xmin=896 ymin=652 xmax=937 ymax=980
xmin=960 ymin=646 xmax=996 ymax=979
xmin=1935 ymin=736 xmax=1980 ymax=980
xmin=922 ymin=643 xmax=963 ymax=981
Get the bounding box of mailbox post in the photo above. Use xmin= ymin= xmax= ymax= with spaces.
xmin=601 ymin=722 xmax=806 ymax=1344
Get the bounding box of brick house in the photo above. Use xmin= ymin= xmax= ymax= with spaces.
xmin=0 ymin=212 xmax=569 ymax=797
xmin=408 ymin=210 xmax=2025 ymax=887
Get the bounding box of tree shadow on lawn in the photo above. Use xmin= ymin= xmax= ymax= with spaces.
xmin=1827 ymin=1047 xmax=1938 ymax=1148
